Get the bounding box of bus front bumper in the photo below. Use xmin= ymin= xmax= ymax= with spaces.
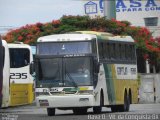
xmin=36 ymin=94 xmax=95 ymax=108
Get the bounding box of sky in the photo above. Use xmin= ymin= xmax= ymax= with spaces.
xmin=0 ymin=0 xmax=84 ymax=28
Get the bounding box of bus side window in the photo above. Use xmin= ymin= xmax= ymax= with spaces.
xmin=121 ymin=44 xmax=125 ymax=60
xmin=124 ymin=44 xmax=127 ymax=60
xmin=104 ymin=43 xmax=110 ymax=60
xmin=98 ymin=42 xmax=104 ymax=59
xmin=125 ymin=44 xmax=130 ymax=60
xmin=128 ymin=45 xmax=132 ymax=60
xmin=10 ymin=49 xmax=30 ymax=68
xmin=131 ymin=45 xmax=136 ymax=61
xmin=116 ymin=43 xmax=120 ymax=60
xmin=119 ymin=44 xmax=122 ymax=60
xmin=103 ymin=43 xmax=106 ymax=60
xmin=110 ymin=43 xmax=116 ymax=60
xmin=24 ymin=50 xmax=30 ymax=65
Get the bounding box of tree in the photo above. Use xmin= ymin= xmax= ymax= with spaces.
xmin=2 ymin=15 xmax=160 ymax=72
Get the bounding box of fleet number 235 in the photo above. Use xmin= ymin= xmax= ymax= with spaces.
xmin=10 ymin=73 xmax=27 ymax=79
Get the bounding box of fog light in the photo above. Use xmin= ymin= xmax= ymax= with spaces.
xmin=39 ymin=100 xmax=49 ymax=106
xmin=79 ymin=98 xmax=89 ymax=102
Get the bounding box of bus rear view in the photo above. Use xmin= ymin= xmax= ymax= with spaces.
xmin=35 ymin=34 xmax=99 ymax=116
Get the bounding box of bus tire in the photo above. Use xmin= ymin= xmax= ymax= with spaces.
xmin=47 ymin=108 xmax=55 ymax=116
xmin=93 ymin=106 xmax=101 ymax=114
xmin=111 ymin=106 xmax=118 ymax=112
xmin=73 ymin=108 xmax=87 ymax=115
xmin=119 ymin=91 xmax=130 ymax=112
xmin=126 ymin=94 xmax=130 ymax=112
xmin=93 ymin=94 xmax=103 ymax=114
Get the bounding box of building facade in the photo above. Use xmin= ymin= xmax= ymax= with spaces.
xmin=83 ymin=0 xmax=160 ymax=37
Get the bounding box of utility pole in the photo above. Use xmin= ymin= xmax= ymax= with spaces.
xmin=103 ymin=0 xmax=116 ymax=20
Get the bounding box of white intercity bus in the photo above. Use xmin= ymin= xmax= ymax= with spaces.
xmin=34 ymin=32 xmax=138 ymax=116
xmin=8 ymin=43 xmax=34 ymax=106
xmin=0 ymin=40 xmax=10 ymax=107
xmin=0 ymin=40 xmax=34 ymax=107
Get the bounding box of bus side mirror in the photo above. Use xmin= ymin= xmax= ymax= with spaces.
xmin=30 ymin=61 xmax=35 ymax=75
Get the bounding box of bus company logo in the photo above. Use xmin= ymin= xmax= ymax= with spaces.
xmin=117 ymin=67 xmax=128 ymax=75
xmin=84 ymin=0 xmax=103 ymax=14
xmin=85 ymin=0 xmax=160 ymax=13
xmin=84 ymin=1 xmax=98 ymax=14
xmin=116 ymin=0 xmax=160 ymax=12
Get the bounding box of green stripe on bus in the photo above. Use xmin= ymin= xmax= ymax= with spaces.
xmin=103 ymin=64 xmax=116 ymax=104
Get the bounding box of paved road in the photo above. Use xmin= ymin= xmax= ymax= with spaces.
xmin=0 ymin=104 xmax=160 ymax=120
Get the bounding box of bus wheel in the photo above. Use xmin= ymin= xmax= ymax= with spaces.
xmin=126 ymin=94 xmax=130 ymax=112
xmin=93 ymin=106 xmax=102 ymax=114
xmin=73 ymin=108 xmax=87 ymax=115
xmin=111 ymin=106 xmax=118 ymax=112
xmin=47 ymin=108 xmax=55 ymax=116
xmin=119 ymin=92 xmax=130 ymax=112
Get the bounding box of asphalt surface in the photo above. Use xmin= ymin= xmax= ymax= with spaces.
xmin=0 ymin=104 xmax=160 ymax=120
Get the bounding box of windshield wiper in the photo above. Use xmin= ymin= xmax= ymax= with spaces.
xmin=65 ymin=69 xmax=77 ymax=88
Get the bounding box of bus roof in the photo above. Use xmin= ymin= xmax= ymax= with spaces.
xmin=37 ymin=34 xmax=97 ymax=42
xmin=76 ymin=31 xmax=113 ymax=37
xmin=2 ymin=40 xmax=7 ymax=46
xmin=8 ymin=43 xmax=31 ymax=49
xmin=108 ymin=36 xmax=134 ymax=42
xmin=76 ymin=31 xmax=134 ymax=42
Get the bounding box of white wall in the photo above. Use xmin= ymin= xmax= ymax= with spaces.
xmin=83 ymin=0 xmax=160 ymax=26
xmin=139 ymin=74 xmax=160 ymax=104
xmin=116 ymin=0 xmax=160 ymax=26
xmin=83 ymin=0 xmax=160 ymax=37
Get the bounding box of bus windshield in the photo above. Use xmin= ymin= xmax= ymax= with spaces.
xmin=37 ymin=57 xmax=93 ymax=87
xmin=37 ymin=42 xmax=92 ymax=55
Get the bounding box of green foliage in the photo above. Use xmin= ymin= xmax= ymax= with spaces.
xmin=2 ymin=15 xmax=160 ymax=62
xmin=61 ymin=15 xmax=89 ymax=29
xmin=53 ymin=25 xmax=82 ymax=34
